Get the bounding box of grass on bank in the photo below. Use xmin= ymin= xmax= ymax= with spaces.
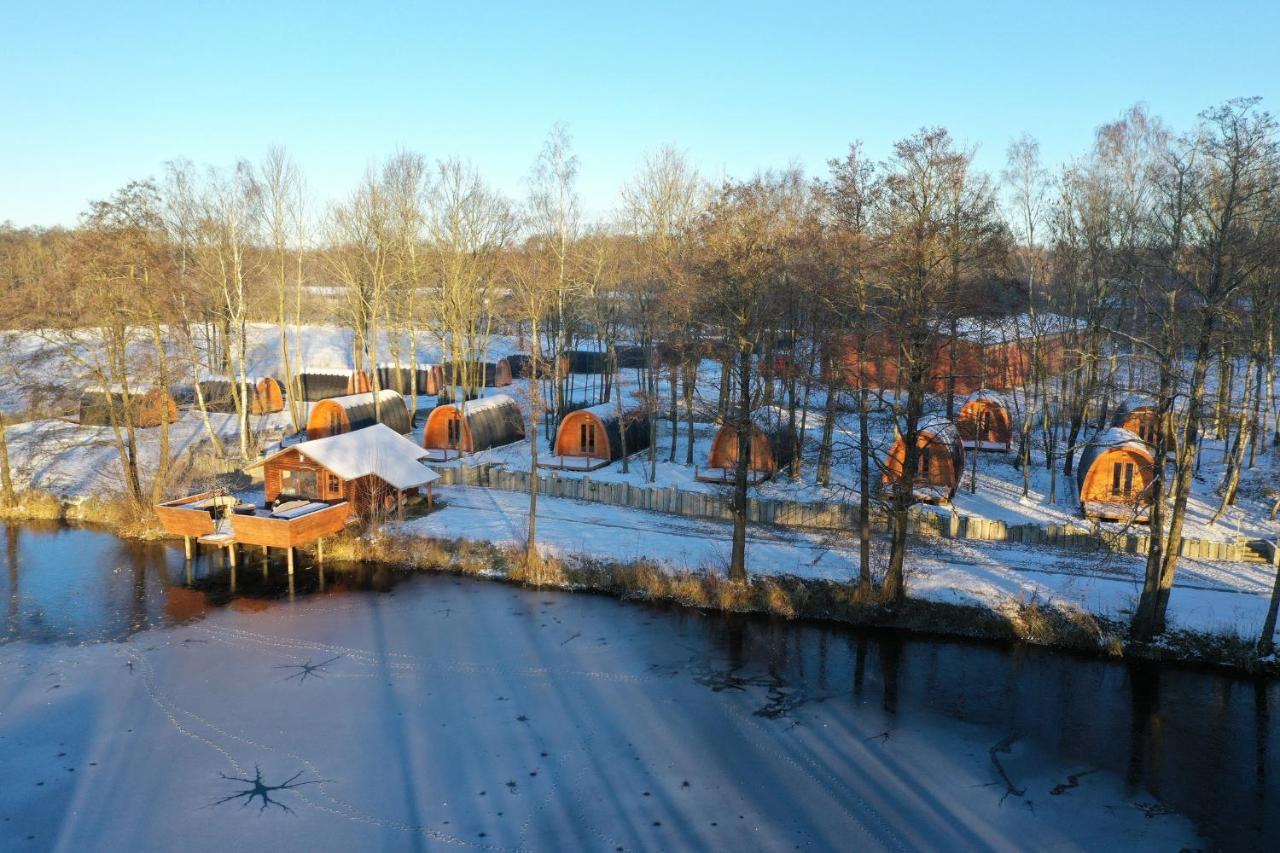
xmin=321 ymin=527 xmax=1273 ymax=673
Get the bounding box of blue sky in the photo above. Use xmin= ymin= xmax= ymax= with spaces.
xmin=2 ymin=1 xmax=1276 ymax=226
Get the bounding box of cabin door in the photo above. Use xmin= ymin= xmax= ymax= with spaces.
xmin=446 ymin=414 xmax=462 ymax=449
xmin=581 ymin=421 xmax=597 ymax=456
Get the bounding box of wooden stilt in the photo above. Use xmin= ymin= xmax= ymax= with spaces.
xmin=288 ymin=572 xmax=295 ymax=600
xmin=183 ymin=536 xmax=192 ymax=560
xmin=317 ymin=538 xmax=324 ymax=564
xmin=185 ymin=561 xmax=193 ymax=585
xmin=229 ymin=563 xmax=237 ymax=593
xmin=228 ymin=543 xmax=237 ymax=569
xmin=287 ymin=547 xmax=295 ymax=576
xmin=318 ymin=562 xmax=326 ymax=592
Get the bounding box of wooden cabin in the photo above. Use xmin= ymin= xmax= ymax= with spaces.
xmin=298 ymin=369 xmax=372 ymax=402
xmin=545 ymin=403 xmax=651 ymax=470
xmin=256 ymin=424 xmax=437 ymax=516
xmin=881 ymin=416 xmax=966 ymax=504
xmin=79 ymin=386 xmax=179 ymax=429
xmin=697 ymin=421 xmax=796 ymax=484
xmin=156 ymin=425 xmax=439 ymax=566
xmin=834 ymin=314 xmax=1079 ymax=394
xmin=1076 ymin=427 xmax=1155 ymax=523
xmin=377 ymin=364 xmax=443 ymax=397
xmin=956 ymin=392 xmax=1012 ymax=451
xmin=422 ymin=393 xmax=525 ymax=460
xmin=1110 ymin=399 xmax=1161 ymax=446
xmin=196 ymin=377 xmax=285 ymax=416
xmin=306 ymin=389 xmax=411 ymax=440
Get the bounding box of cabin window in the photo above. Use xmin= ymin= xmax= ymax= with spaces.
xmin=447 ymin=415 xmax=461 ymax=448
xmin=327 ymin=409 xmax=343 ymax=435
xmin=1110 ymin=461 xmax=1136 ymax=497
xmin=581 ymin=421 xmax=596 ymax=455
xmin=917 ymin=448 xmax=930 ymax=478
xmin=327 ymin=473 xmax=342 ymax=495
xmin=281 ymin=467 xmax=321 ymax=499
xmin=979 ymin=410 xmax=991 ymax=434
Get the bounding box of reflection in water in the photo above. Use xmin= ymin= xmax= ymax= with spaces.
xmin=0 ymin=521 xmax=1276 ymax=848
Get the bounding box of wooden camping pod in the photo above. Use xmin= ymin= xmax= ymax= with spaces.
xmin=376 ymin=364 xmax=443 ymax=397
xmin=300 ymin=370 xmax=357 ymax=402
xmin=422 ymin=394 xmax=525 ymax=458
xmin=503 ymin=353 xmax=570 ymax=380
xmin=698 ymin=421 xmax=795 ymax=483
xmin=305 ymin=389 xmax=410 ymax=440
xmin=79 ymin=386 xmax=179 ymax=429
xmin=441 ymin=361 xmax=508 ymax=389
xmin=956 ymin=392 xmax=1012 ymax=451
xmin=549 ymin=403 xmax=651 ymax=469
xmin=1076 ymin=427 xmax=1156 ymax=523
xmin=881 ymin=416 xmax=966 ymax=503
xmin=196 ymin=377 xmax=285 ymax=415
xmin=1110 ymin=398 xmax=1161 ymax=446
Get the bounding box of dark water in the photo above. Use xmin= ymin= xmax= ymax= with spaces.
xmin=1 ymin=521 xmax=1277 ymax=849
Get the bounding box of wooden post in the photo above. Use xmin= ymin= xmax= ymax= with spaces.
xmin=397 ymin=491 xmax=405 ymax=522
xmin=317 ymin=538 xmax=324 ymax=564
xmin=287 ymin=547 xmax=295 ymax=576
xmin=229 ymin=563 xmax=237 ymax=593
xmin=262 ymin=547 xmax=269 ymax=579
xmin=318 ymin=562 xmax=326 ymax=592
xmin=228 ymin=544 xmax=237 ymax=569
xmin=183 ymin=536 xmax=192 ymax=560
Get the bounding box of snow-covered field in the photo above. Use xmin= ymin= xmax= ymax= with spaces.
xmin=405 ymin=486 xmax=1277 ymax=640
xmin=0 ymin=568 xmax=1202 ymax=851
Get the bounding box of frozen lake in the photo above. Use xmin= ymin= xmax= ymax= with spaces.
xmin=0 ymin=522 xmax=1276 ymax=850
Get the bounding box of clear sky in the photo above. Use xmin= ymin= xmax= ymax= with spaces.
xmin=2 ymin=1 xmax=1276 ymax=227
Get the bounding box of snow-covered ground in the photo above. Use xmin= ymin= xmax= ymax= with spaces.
xmin=404 ymin=486 xmax=1277 ymax=640
xmin=0 ymin=571 xmax=1202 ymax=851
xmin=1 ymin=322 xmax=1274 ymax=546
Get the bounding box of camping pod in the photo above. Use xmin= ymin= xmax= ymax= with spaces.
xmin=79 ymin=386 xmax=179 ymax=429
xmin=503 ymin=353 xmax=570 ymax=380
xmin=305 ymin=389 xmax=410 ymax=440
xmin=547 ymin=403 xmax=651 ymax=470
xmin=196 ymin=377 xmax=285 ymax=415
xmin=881 ymin=416 xmax=966 ymax=504
xmin=377 ymin=363 xmax=443 ymax=397
xmin=697 ymin=421 xmax=796 ymax=484
xmin=1110 ymin=398 xmax=1161 ymax=446
xmin=441 ymin=361 xmax=507 ymax=389
xmin=422 ymin=394 xmax=525 ymax=460
xmin=565 ymin=349 xmax=606 ymax=374
xmin=1075 ymin=427 xmax=1156 ymax=523
xmin=614 ymin=345 xmax=650 ymax=369
xmin=299 ymin=370 xmax=358 ymax=402
xmin=956 ymin=391 xmax=1012 ymax=451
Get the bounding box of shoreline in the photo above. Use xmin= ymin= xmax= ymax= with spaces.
xmin=3 ymin=490 xmax=1276 ymax=677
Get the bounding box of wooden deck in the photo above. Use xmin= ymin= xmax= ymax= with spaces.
xmin=538 ymin=454 xmax=611 ymax=472
xmin=1082 ymin=500 xmax=1151 ymax=524
xmin=156 ymin=493 xmax=352 ymax=552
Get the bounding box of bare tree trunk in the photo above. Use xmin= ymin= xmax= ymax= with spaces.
xmin=0 ymin=412 xmax=13 ymax=507
xmin=729 ymin=346 xmax=752 ymax=582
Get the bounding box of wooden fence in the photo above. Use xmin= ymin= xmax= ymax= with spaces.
xmin=429 ymin=463 xmax=1270 ymax=564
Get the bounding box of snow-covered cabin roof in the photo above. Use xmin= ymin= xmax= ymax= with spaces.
xmin=252 ymin=423 xmax=437 ymax=490
xmin=960 ymin=389 xmax=1011 ymax=409
xmin=575 ymin=402 xmax=629 ymax=421
xmin=950 ymin=313 xmax=1085 ymax=344
xmin=301 ymin=367 xmax=355 ymax=377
